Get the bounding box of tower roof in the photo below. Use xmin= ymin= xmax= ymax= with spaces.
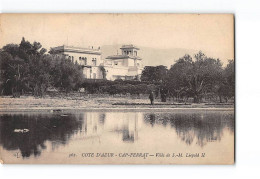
xmin=120 ymin=44 xmax=140 ymax=50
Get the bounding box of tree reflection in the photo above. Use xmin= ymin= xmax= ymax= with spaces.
xmin=146 ymin=114 xmax=156 ymax=127
xmin=0 ymin=113 xmax=83 ymax=158
xmin=144 ymin=112 xmax=234 ymax=147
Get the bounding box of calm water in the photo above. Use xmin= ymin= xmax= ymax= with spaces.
xmin=0 ymin=110 xmax=234 ymax=164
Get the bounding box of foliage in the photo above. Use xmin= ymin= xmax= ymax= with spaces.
xmin=0 ymin=38 xmax=84 ymax=96
xmin=141 ymin=65 xmax=168 ymax=83
xmin=216 ymin=60 xmax=235 ymax=102
xmin=49 ymin=56 xmax=84 ymax=93
xmin=81 ymin=79 xmax=156 ymax=95
xmin=166 ymin=51 xmax=233 ymax=103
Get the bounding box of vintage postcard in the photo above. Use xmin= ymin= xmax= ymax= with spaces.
xmin=0 ymin=14 xmax=234 ymax=164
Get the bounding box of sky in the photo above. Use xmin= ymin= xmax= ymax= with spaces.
xmin=0 ymin=14 xmax=234 ymax=66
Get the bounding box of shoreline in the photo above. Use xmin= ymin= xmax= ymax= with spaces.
xmin=0 ymin=96 xmax=234 ymax=113
xmin=0 ymin=107 xmax=234 ymax=113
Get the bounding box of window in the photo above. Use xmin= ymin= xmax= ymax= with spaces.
xmin=92 ymin=58 xmax=97 ymax=66
xmin=84 ymin=58 xmax=87 ymax=65
xmin=93 ymin=73 xmax=96 ymax=79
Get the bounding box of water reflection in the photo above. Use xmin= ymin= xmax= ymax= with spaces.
xmin=0 ymin=111 xmax=234 ymax=159
xmin=105 ymin=113 xmax=139 ymax=142
xmin=144 ymin=112 xmax=234 ymax=147
xmin=0 ymin=113 xmax=83 ymax=158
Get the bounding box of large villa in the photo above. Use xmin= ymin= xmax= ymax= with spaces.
xmin=51 ymin=44 xmax=143 ymax=81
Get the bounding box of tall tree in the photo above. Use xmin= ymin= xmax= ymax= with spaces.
xmin=141 ymin=65 xmax=169 ymax=102
xmin=0 ymin=37 xmax=84 ymax=96
xmin=167 ymin=52 xmax=223 ymax=103
xmin=49 ymin=55 xmax=84 ymax=93
xmin=216 ymin=59 xmax=235 ymax=102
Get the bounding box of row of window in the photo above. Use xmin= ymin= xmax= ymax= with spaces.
xmin=68 ymin=56 xmax=97 ymax=66
xmin=123 ymin=50 xmax=138 ymax=56
xmin=79 ymin=57 xmax=87 ymax=65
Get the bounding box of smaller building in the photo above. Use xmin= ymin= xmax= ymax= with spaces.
xmin=104 ymin=45 xmax=143 ymax=81
xmin=51 ymin=45 xmax=104 ymax=79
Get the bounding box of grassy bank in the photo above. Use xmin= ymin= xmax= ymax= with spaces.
xmin=0 ymin=94 xmax=234 ymax=112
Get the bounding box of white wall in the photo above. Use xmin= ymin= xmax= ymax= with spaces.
xmin=128 ymin=58 xmax=135 ymax=66
xmin=105 ymin=66 xmax=129 ymax=80
xmin=104 ymin=57 xmax=143 ymax=80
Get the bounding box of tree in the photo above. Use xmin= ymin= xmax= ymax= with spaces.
xmin=0 ymin=37 xmax=84 ymax=96
xmin=48 ymin=47 xmax=59 ymax=55
xmin=27 ymin=55 xmax=52 ymax=96
xmin=167 ymin=54 xmax=193 ymax=101
xmin=0 ymin=37 xmax=51 ymax=96
xmin=0 ymin=49 xmax=28 ymax=96
xmin=141 ymin=65 xmax=168 ymax=83
xmin=141 ymin=65 xmax=169 ymax=102
xmin=50 ymin=55 xmax=84 ymax=93
xmin=216 ymin=60 xmax=235 ymax=102
xmin=224 ymin=60 xmax=235 ymax=92
xmin=167 ymin=52 xmax=223 ymax=103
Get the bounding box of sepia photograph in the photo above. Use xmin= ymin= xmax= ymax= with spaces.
xmin=0 ymin=13 xmax=234 ymax=164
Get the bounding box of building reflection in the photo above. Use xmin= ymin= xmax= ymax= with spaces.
xmin=74 ymin=113 xmax=104 ymax=138
xmin=121 ymin=113 xmax=139 ymax=142
xmin=63 ymin=112 xmax=141 ymax=143
xmin=105 ymin=112 xmax=140 ymax=142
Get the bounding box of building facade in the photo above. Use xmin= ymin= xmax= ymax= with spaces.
xmin=51 ymin=44 xmax=143 ymax=81
xmin=51 ymin=45 xmax=104 ymax=79
xmin=104 ymin=45 xmax=143 ymax=81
